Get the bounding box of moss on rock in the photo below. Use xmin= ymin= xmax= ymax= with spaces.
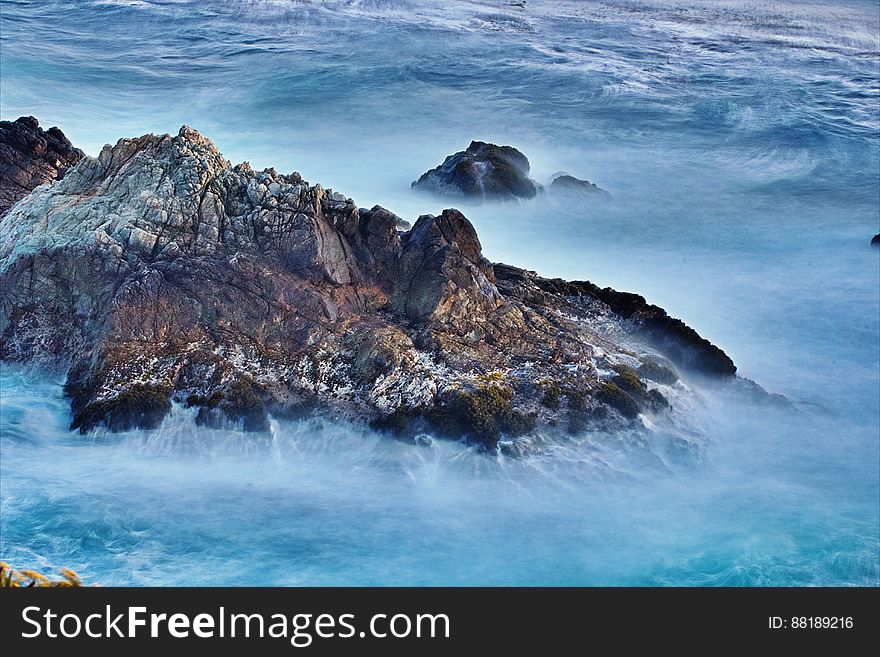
xmin=595 ymin=381 xmax=640 ymax=419
xmin=638 ymin=357 xmax=678 ymax=385
xmin=194 ymin=378 xmax=269 ymax=432
xmin=567 ymin=389 xmax=589 ymax=412
xmin=565 ymin=386 xmax=611 ymax=434
xmin=71 ymin=385 xmax=172 ymax=433
xmin=540 ymin=382 xmax=561 ymax=410
xmin=427 ymin=383 xmax=536 ymax=449
xmin=220 ymin=378 xmax=269 ymax=432
xmin=611 ymin=363 xmax=646 ymax=397
xmin=185 ymin=390 xmax=223 ymax=408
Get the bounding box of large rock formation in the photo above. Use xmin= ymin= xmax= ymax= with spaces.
xmin=0 ymin=116 xmax=84 ymax=216
xmin=0 ymin=125 xmax=739 ymax=452
xmin=412 ymin=141 xmax=541 ymax=200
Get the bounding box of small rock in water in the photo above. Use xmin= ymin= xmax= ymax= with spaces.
xmin=412 ymin=140 xmax=541 ymax=200
xmin=549 ymin=173 xmax=608 ymax=197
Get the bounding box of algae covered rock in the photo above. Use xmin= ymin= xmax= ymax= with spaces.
xmin=426 ymin=382 xmax=536 ymax=449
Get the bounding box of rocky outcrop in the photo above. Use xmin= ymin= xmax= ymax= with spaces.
xmin=0 ymin=125 xmax=741 ymax=453
xmin=493 ymin=265 xmax=736 ymax=377
xmin=411 ymin=143 xmax=610 ymax=201
xmin=871 ymin=233 xmax=880 ymax=248
xmin=412 ymin=141 xmax=541 ymax=200
xmin=549 ymin=174 xmax=607 ymax=197
xmin=0 ymin=116 xmax=84 ymax=216
xmin=394 ymin=209 xmax=501 ymax=323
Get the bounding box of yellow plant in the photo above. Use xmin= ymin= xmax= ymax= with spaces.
xmin=0 ymin=561 xmax=95 ymax=587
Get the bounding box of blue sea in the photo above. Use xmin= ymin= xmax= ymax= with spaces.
xmin=0 ymin=0 xmax=878 ymax=585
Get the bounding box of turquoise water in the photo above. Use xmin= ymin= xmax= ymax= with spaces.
xmin=1 ymin=0 xmax=878 ymax=585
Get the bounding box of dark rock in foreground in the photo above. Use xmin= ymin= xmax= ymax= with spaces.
xmin=871 ymin=233 xmax=880 ymax=247
xmin=0 ymin=116 xmax=84 ymax=216
xmin=549 ymin=174 xmax=608 ymax=197
xmin=1 ymin=125 xmax=740 ymax=452
xmin=412 ymin=141 xmax=541 ymax=200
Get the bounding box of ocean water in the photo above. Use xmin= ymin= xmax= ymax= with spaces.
xmin=0 ymin=0 xmax=878 ymax=585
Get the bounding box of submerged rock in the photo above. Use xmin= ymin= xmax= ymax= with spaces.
xmin=0 ymin=116 xmax=84 ymax=216
xmin=0 ymin=124 xmax=741 ymax=451
xmin=871 ymin=233 xmax=879 ymax=248
xmin=412 ymin=141 xmax=541 ymax=200
xmin=549 ymin=174 xmax=608 ymax=197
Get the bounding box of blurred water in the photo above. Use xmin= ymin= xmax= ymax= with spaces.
xmin=0 ymin=0 xmax=878 ymax=585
